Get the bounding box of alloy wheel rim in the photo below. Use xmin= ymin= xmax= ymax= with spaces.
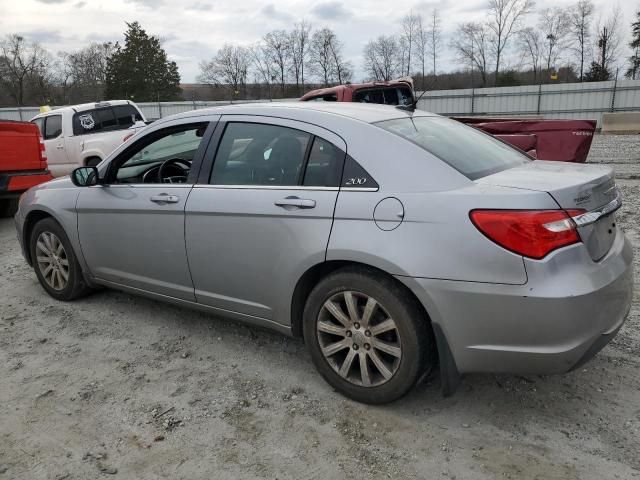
xmin=317 ymin=291 xmax=402 ymax=387
xmin=36 ymin=232 xmax=69 ymax=291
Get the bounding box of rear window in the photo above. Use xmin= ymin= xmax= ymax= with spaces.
xmin=72 ymin=105 xmax=143 ymax=135
xmin=377 ymin=117 xmax=530 ymax=180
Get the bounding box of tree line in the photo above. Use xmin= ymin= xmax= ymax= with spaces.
xmin=1 ymin=4 xmax=640 ymax=108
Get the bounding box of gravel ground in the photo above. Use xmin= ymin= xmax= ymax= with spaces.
xmin=1 ymin=134 xmax=639 ymax=480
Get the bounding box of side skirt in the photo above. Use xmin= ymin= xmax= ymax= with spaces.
xmin=89 ymin=277 xmax=293 ymax=337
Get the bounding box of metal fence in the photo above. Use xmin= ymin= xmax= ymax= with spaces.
xmin=2 ymin=79 xmax=639 ymax=127
xmin=416 ymin=79 xmax=640 ymax=127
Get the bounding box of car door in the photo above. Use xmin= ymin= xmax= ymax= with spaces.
xmin=41 ymin=114 xmax=70 ymax=177
xmin=76 ymin=117 xmax=217 ymax=301
xmin=185 ymin=116 xmax=346 ymax=325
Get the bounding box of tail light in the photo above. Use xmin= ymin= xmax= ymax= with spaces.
xmin=38 ymin=135 xmax=47 ymax=169
xmin=470 ymin=209 xmax=586 ymax=260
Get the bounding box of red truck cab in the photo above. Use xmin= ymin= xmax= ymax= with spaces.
xmin=0 ymin=121 xmax=53 ymax=217
xmin=300 ymin=79 xmax=415 ymax=106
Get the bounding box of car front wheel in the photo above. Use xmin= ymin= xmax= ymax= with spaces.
xmin=303 ymin=267 xmax=434 ymax=404
xmin=29 ymin=218 xmax=91 ymax=301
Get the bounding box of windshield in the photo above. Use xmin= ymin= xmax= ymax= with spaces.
xmin=377 ymin=116 xmax=530 ymax=180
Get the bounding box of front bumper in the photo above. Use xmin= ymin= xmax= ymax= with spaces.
xmin=398 ymin=228 xmax=634 ymax=376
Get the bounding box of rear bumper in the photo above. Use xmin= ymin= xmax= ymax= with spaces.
xmin=398 ymin=228 xmax=634 ymax=376
xmin=0 ymin=170 xmax=53 ymax=197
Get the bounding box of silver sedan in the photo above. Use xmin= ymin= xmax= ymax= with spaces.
xmin=15 ymin=103 xmax=634 ymax=403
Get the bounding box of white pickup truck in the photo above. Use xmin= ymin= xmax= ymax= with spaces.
xmin=30 ymin=100 xmax=147 ymax=177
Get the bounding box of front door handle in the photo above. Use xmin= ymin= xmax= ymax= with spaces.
xmin=274 ymin=196 xmax=316 ymax=209
xmin=150 ymin=194 xmax=180 ymax=204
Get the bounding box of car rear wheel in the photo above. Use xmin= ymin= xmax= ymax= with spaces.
xmin=303 ymin=267 xmax=434 ymax=404
xmin=29 ymin=218 xmax=91 ymax=301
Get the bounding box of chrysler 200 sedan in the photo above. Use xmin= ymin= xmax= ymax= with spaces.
xmin=15 ymin=103 xmax=633 ymax=404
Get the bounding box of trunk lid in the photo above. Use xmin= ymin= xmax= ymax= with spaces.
xmin=476 ymin=160 xmax=620 ymax=261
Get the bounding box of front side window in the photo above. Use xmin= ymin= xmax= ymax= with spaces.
xmin=211 ymin=123 xmax=311 ymax=186
xmin=377 ymin=116 xmax=530 ymax=180
xmin=44 ymin=115 xmax=62 ymax=140
xmin=111 ymin=123 xmax=207 ymax=184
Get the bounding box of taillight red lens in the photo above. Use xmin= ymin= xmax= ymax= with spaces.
xmin=469 ymin=209 xmax=585 ymax=260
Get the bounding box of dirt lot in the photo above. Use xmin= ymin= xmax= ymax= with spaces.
xmin=1 ymin=134 xmax=639 ymax=480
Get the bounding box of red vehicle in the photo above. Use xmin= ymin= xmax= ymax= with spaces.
xmin=0 ymin=121 xmax=53 ymax=217
xmin=301 ymin=81 xmax=596 ymax=163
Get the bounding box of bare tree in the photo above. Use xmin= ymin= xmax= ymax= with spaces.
xmin=327 ymin=31 xmax=352 ymax=84
xmin=249 ymin=42 xmax=275 ymax=100
xmin=570 ymin=0 xmax=594 ymax=81
xmin=518 ymin=27 xmax=543 ymax=82
xmin=626 ymin=9 xmax=640 ymax=79
xmin=58 ymin=42 xmax=113 ymax=101
xmin=452 ymin=22 xmax=492 ymax=86
xmin=363 ymin=35 xmax=400 ymax=80
xmin=427 ymin=9 xmax=442 ymax=77
xmin=401 ymin=12 xmax=419 ymax=76
xmin=289 ymin=21 xmax=311 ymax=95
xmin=486 ymin=0 xmax=534 ymax=82
xmin=263 ymin=30 xmax=291 ymax=96
xmin=0 ymin=34 xmax=50 ymax=106
xmin=309 ymin=28 xmax=351 ymax=86
xmin=415 ymin=14 xmax=428 ymax=88
xmin=398 ymin=35 xmax=410 ymax=78
xmin=594 ymin=7 xmax=622 ymax=75
xmin=198 ymin=44 xmax=250 ymax=99
xmin=539 ymin=7 xmax=572 ymax=74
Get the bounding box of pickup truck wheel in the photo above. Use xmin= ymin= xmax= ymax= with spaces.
xmin=85 ymin=157 xmax=101 ymax=167
xmin=30 ymin=218 xmax=91 ymax=301
xmin=0 ymin=198 xmax=18 ymax=218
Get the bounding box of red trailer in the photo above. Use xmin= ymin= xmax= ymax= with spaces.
xmin=301 ymin=82 xmax=597 ymax=163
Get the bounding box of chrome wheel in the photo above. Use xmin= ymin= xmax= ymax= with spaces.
xmin=317 ymin=291 xmax=402 ymax=387
xmin=35 ymin=231 xmax=69 ymax=291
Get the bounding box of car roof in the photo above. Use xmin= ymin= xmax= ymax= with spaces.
xmin=31 ymin=100 xmax=134 ymax=119
xmin=163 ymin=102 xmax=437 ymax=126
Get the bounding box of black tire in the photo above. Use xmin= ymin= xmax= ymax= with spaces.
xmin=29 ymin=217 xmax=91 ymax=301
xmin=0 ymin=198 xmax=19 ymax=218
xmin=303 ymin=267 xmax=435 ymax=404
xmin=85 ymin=157 xmax=101 ymax=167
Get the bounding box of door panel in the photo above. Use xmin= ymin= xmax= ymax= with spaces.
xmin=42 ymin=115 xmax=72 ymax=177
xmin=77 ymin=185 xmax=195 ymax=300
xmin=185 ymin=115 xmax=346 ymax=324
xmin=185 ymin=186 xmax=338 ymax=321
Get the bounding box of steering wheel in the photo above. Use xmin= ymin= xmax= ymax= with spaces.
xmin=157 ymin=158 xmax=191 ymax=183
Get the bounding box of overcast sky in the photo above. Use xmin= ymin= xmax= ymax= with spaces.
xmin=0 ymin=0 xmax=635 ymax=82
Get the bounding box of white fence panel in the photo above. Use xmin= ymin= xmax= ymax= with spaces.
xmin=2 ymin=80 xmax=640 ymax=126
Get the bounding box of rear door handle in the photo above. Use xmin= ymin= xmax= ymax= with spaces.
xmin=150 ymin=194 xmax=180 ymax=204
xmin=56 ymin=145 xmax=64 ymax=149
xmin=274 ymin=196 xmax=316 ymax=209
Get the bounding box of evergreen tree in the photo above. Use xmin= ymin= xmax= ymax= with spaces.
xmin=584 ymin=61 xmax=610 ymax=81
xmin=105 ymin=22 xmax=181 ymax=101
xmin=626 ymin=10 xmax=640 ymax=79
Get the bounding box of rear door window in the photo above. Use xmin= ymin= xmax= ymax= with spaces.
xmin=302 ymin=137 xmax=344 ymax=187
xmin=44 ymin=115 xmax=62 ymax=140
xmin=211 ymin=123 xmax=311 ymax=186
xmin=377 ymin=116 xmax=530 ymax=180
xmin=73 ymin=110 xmax=101 ymax=135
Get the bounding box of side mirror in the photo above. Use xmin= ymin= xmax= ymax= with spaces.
xmin=71 ymin=166 xmax=99 ymax=187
